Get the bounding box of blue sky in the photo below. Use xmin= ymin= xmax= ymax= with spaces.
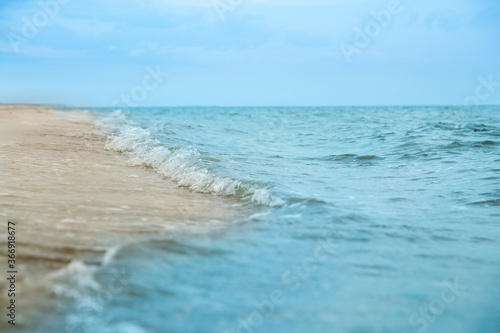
xmin=1 ymin=0 xmax=499 ymax=106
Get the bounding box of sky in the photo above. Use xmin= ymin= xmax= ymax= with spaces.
xmin=0 ymin=0 xmax=499 ymax=106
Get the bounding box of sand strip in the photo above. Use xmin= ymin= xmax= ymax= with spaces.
xmin=0 ymin=105 xmax=232 ymax=280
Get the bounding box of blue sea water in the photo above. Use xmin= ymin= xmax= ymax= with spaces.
xmin=32 ymin=107 xmax=500 ymax=332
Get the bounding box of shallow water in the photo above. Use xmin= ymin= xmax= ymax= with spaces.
xmin=13 ymin=106 xmax=500 ymax=332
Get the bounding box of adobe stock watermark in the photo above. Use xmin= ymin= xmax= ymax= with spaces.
xmin=7 ymin=0 xmax=71 ymax=53
xmin=225 ymin=238 xmax=338 ymax=333
xmin=340 ymin=0 xmax=413 ymax=63
xmin=462 ymin=74 xmax=500 ymax=107
xmin=112 ymin=65 xmax=168 ymax=110
xmin=212 ymin=0 xmax=242 ymax=21
xmin=64 ymin=265 xmax=130 ymax=333
xmin=401 ymin=277 xmax=466 ymax=333
xmin=451 ymin=73 xmax=500 ymax=121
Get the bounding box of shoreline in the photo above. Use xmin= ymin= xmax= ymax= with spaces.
xmin=0 ymin=105 xmax=233 ymax=281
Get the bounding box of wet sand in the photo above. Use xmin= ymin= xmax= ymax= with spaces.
xmin=0 ymin=105 xmax=232 ymax=282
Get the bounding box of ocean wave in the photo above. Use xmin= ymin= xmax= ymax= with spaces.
xmin=95 ymin=110 xmax=284 ymax=206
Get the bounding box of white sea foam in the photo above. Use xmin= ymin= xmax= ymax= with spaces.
xmin=50 ymin=260 xmax=101 ymax=296
xmin=47 ymin=258 xmax=131 ymax=333
xmin=95 ymin=111 xmax=284 ymax=206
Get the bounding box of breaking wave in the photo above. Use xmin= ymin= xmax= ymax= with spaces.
xmin=95 ymin=110 xmax=284 ymax=206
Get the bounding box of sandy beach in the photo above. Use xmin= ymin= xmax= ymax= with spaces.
xmin=0 ymin=105 xmax=232 ymax=281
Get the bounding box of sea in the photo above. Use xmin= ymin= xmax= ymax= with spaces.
xmin=18 ymin=106 xmax=500 ymax=332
